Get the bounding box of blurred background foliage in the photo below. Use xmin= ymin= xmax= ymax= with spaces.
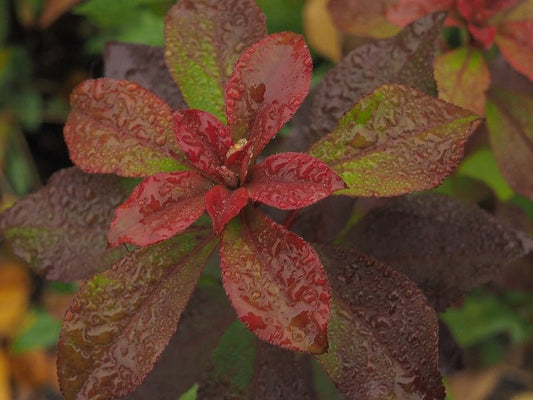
xmin=0 ymin=0 xmax=532 ymax=399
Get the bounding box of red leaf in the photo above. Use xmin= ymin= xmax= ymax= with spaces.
xmin=457 ymin=0 xmax=520 ymax=25
xmin=64 ymin=78 xmax=187 ymax=177
xmin=220 ymin=207 xmax=330 ymax=354
xmin=0 ymin=167 xmax=128 ymax=281
xmin=57 ymin=230 xmax=218 ymax=400
xmin=385 ymin=0 xmax=452 ymax=27
xmin=172 ymin=110 xmax=232 ymax=180
xmin=316 ymin=245 xmax=445 ymax=400
xmin=108 ymin=171 xmax=213 ymax=247
xmin=205 ymin=185 xmax=248 ymax=235
xmin=246 ymin=153 xmax=345 ymax=209
xmin=225 ymin=32 xmax=312 ymax=173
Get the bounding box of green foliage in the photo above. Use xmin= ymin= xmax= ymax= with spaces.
xmin=11 ymin=309 xmax=61 ymax=353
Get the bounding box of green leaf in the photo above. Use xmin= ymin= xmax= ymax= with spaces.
xmin=177 ymin=384 xmax=198 ymax=400
xmin=64 ymin=78 xmax=188 ymax=177
xmin=11 ymin=309 xmax=61 ymax=353
xmin=486 ymin=88 xmax=533 ymax=201
xmin=0 ymin=0 xmax=9 ymax=45
xmin=309 ymin=84 xmax=480 ymax=197
xmin=57 ymin=229 xmax=218 ymax=400
xmin=164 ymin=0 xmax=267 ymax=121
xmin=0 ymin=168 xmax=129 ymax=281
xmin=316 ymin=245 xmax=445 ymax=400
xmin=255 ymin=0 xmax=304 ymax=34
xmin=457 ymin=147 xmax=514 ymax=200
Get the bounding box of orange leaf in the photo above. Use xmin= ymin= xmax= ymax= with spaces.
xmin=0 ymin=260 xmax=31 ymax=338
xmin=0 ymin=350 xmax=10 ymax=400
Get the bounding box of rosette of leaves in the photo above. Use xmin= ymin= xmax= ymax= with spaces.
xmin=5 ymin=1 xmax=531 ymax=399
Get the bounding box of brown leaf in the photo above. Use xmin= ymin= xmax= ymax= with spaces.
xmin=0 ymin=350 xmax=10 ymax=400
xmin=39 ymin=0 xmax=82 ymax=28
xmin=342 ymin=193 xmax=533 ymax=311
xmin=316 ymin=245 xmax=445 ymax=400
xmin=0 ymin=167 xmax=129 ymax=281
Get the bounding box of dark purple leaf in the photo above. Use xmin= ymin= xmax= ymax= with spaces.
xmin=316 ymin=245 xmax=445 ymax=400
xmin=307 ymin=12 xmax=445 ymax=147
xmin=104 ymin=41 xmax=187 ymax=110
xmin=57 ymin=229 xmax=218 ymax=400
xmin=0 ymin=167 xmax=128 ymax=281
xmin=342 ymin=193 xmax=533 ymax=311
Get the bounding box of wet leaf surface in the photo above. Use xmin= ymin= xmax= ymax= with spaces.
xmin=309 ymin=84 xmax=480 ymax=196
xmin=108 ymin=171 xmax=214 ymax=247
xmin=342 ymin=193 xmax=533 ymax=311
xmin=0 ymin=167 xmax=128 ymax=281
xmin=247 ymin=153 xmax=346 ymax=210
xmin=328 ymin=0 xmax=400 ymax=38
xmin=316 ymin=245 xmax=445 ymax=400
xmin=226 ymin=32 xmax=312 ymax=170
xmin=487 ymin=88 xmax=533 ymax=200
xmin=307 ymin=12 xmax=445 ymax=147
xmin=205 ymin=185 xmax=248 ymax=235
xmin=64 ymin=78 xmax=187 ymax=177
xmin=434 ymin=47 xmax=490 ymax=115
xmin=164 ymin=0 xmax=267 ymax=121
xmin=220 ymin=206 xmax=330 ymax=354
xmin=104 ymin=41 xmax=187 ymax=110
xmin=57 ymin=229 xmax=218 ymax=400
xmin=123 ymin=286 xmax=235 ymax=400
xmin=172 ymin=109 xmax=231 ymax=179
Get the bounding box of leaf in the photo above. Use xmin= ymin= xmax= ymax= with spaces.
xmin=64 ymin=78 xmax=188 ymax=177
xmin=38 ymin=0 xmax=83 ymax=28
xmin=11 ymin=309 xmax=61 ymax=353
xmin=122 ymin=286 xmax=235 ymax=400
xmin=246 ymin=153 xmax=345 ymax=209
xmin=164 ymin=0 xmax=267 ymax=121
xmin=486 ymin=88 xmax=533 ymax=200
xmin=220 ymin=206 xmax=330 ymax=354
xmin=172 ymin=110 xmax=231 ymax=179
xmin=0 ymin=167 xmax=128 ymax=281
xmin=341 ymin=193 xmax=533 ymax=311
xmin=108 ymin=171 xmax=214 ymax=247
xmin=308 ymin=12 xmax=446 ymax=146
xmin=205 ymin=186 xmax=248 ymax=235
xmin=0 ymin=260 xmax=30 ymax=337
xmin=496 ymin=22 xmax=533 ymax=82
xmin=0 ymin=350 xmax=9 ymax=400
xmin=57 ymin=229 xmax=218 ymax=400
xmin=327 ymin=0 xmax=400 ymax=38
xmin=303 ymin=0 xmax=342 ymax=62
xmin=434 ymin=47 xmax=490 ymax=115
xmin=225 ymin=32 xmax=312 ymax=170
xmin=104 ymin=41 xmax=187 ymax=110
xmin=309 ymin=84 xmax=480 ymax=197
xmin=385 ymin=0 xmax=452 ymax=27
xmin=316 ymin=245 xmax=445 ymax=400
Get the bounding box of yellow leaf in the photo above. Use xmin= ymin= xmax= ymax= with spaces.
xmin=0 ymin=350 xmax=10 ymax=400
xmin=304 ymin=0 xmax=342 ymax=62
xmin=0 ymin=260 xmax=31 ymax=338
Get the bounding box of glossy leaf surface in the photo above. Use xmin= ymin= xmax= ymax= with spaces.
xmin=309 ymin=84 xmax=480 ymax=197
xmin=104 ymin=42 xmax=187 ymax=110
xmin=220 ymin=207 xmax=330 ymax=354
xmin=164 ymin=0 xmax=267 ymax=121
xmin=434 ymin=47 xmax=490 ymax=115
xmin=58 ymin=229 xmax=218 ymax=400
xmin=247 ymin=153 xmax=345 ymax=209
xmin=343 ymin=194 xmax=533 ymax=311
xmin=316 ymin=245 xmax=445 ymax=400
xmin=108 ymin=171 xmax=213 ymax=247
xmin=205 ymin=185 xmax=249 ymax=235
xmin=328 ymin=0 xmax=400 ymax=38
xmin=226 ymin=32 xmax=312 ymax=167
xmin=64 ymin=78 xmax=187 ymax=177
xmin=308 ymin=12 xmax=445 ymax=145
xmin=487 ymin=88 xmax=533 ymax=200
xmin=0 ymin=168 xmax=128 ymax=281
xmin=172 ymin=110 xmax=231 ymax=179
xmin=123 ymin=286 xmax=235 ymax=400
